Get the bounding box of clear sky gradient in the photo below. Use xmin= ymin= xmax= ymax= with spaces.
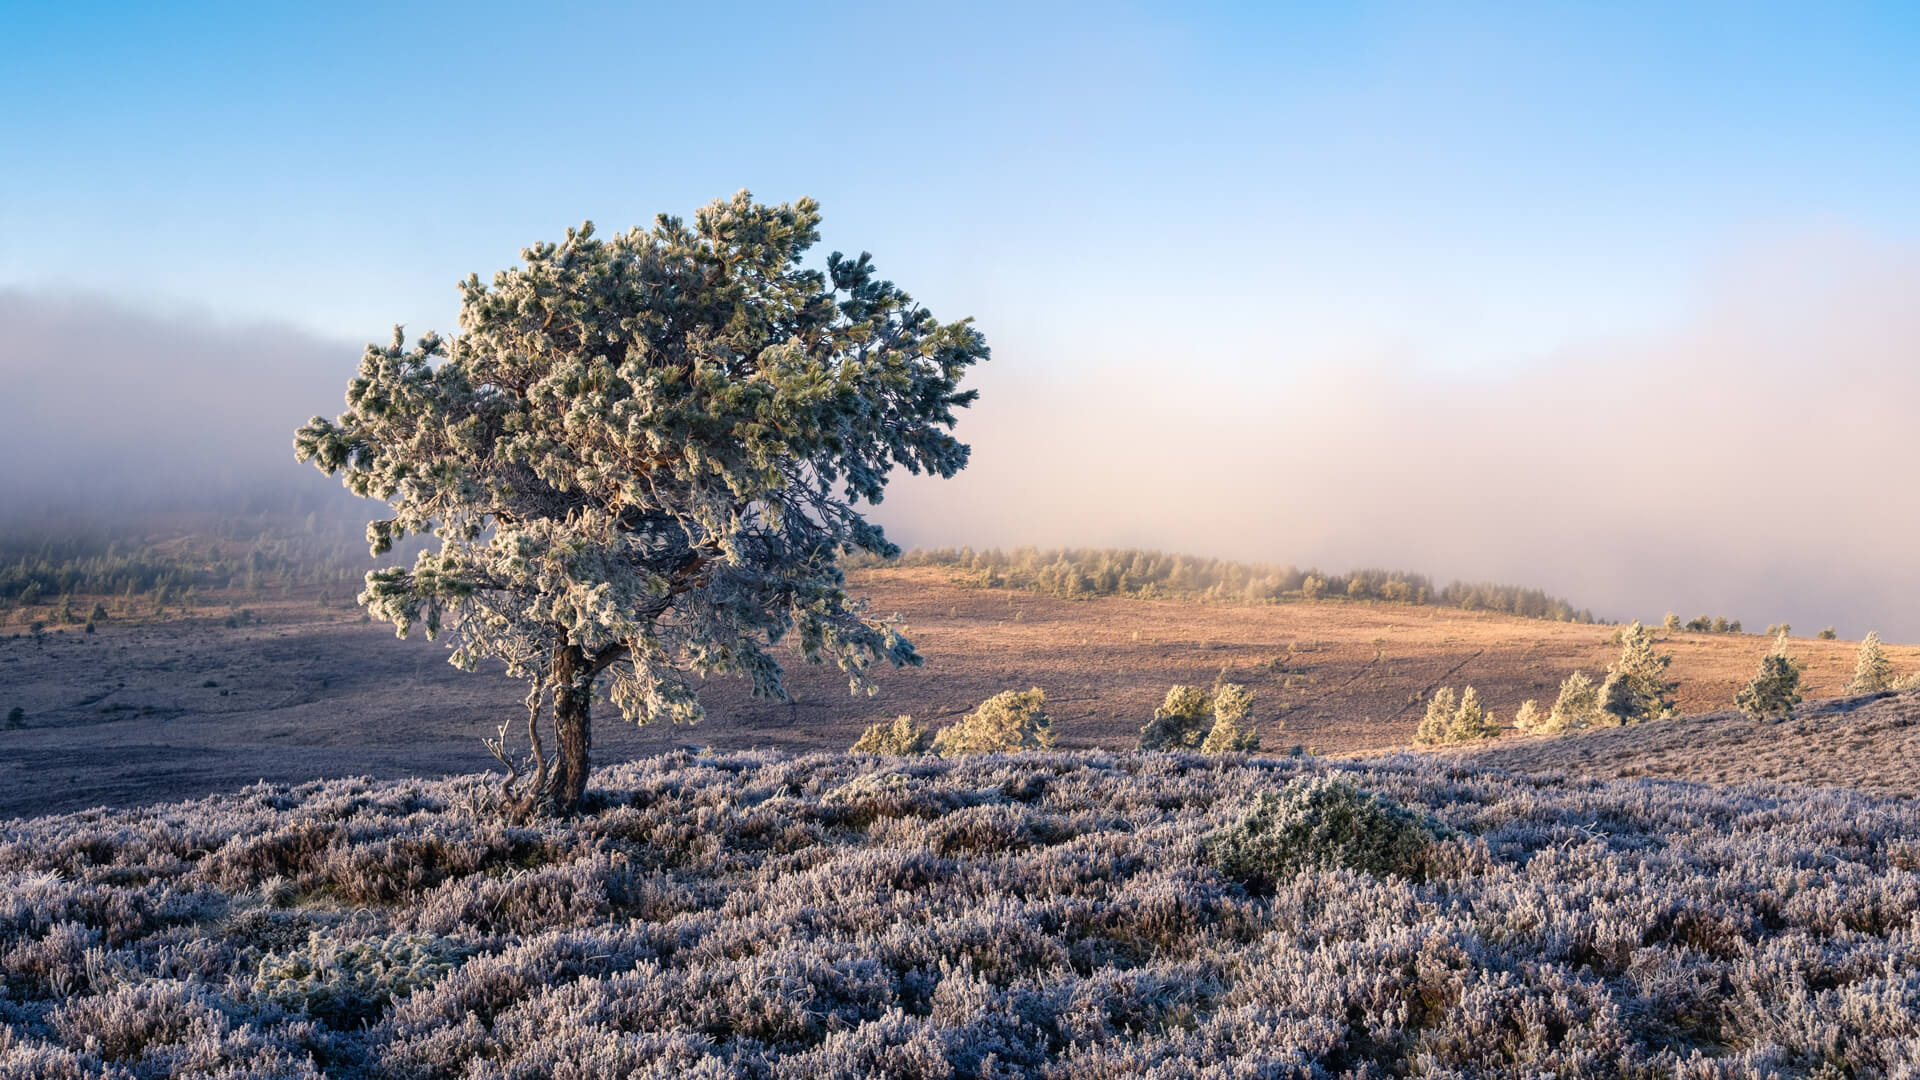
xmin=4 ymin=2 xmax=1919 ymax=634
xmin=7 ymin=2 xmax=1915 ymax=359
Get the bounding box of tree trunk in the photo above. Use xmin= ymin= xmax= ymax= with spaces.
xmin=551 ymin=643 xmax=593 ymax=814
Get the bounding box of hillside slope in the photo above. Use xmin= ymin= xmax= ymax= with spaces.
xmin=1444 ymin=689 xmax=1920 ymax=797
xmin=2 ymin=750 xmax=1918 ymax=1077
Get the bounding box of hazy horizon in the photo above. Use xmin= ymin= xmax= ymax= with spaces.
xmin=5 ymin=221 xmax=1917 ymax=639
xmin=3 ymin=3 xmax=1916 ymax=638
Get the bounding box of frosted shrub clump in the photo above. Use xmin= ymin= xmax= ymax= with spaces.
xmin=252 ymin=931 xmax=471 ymax=1026
xmin=1199 ymin=682 xmax=1261 ymax=752
xmin=1137 ymin=685 xmax=1213 ymax=749
xmin=849 ymin=715 xmax=932 ymax=755
xmin=1546 ymin=670 xmax=1604 ymax=731
xmin=1599 ymin=621 xmax=1677 ymax=722
xmin=1737 ymin=636 xmax=1805 ymax=720
xmin=1206 ymin=775 xmax=1438 ymax=888
xmin=1139 ymin=682 xmax=1264 ymax=752
xmin=932 ymin=687 xmax=1054 ymax=755
xmin=1850 ymin=630 xmax=1895 ymax=694
xmin=1415 ymin=685 xmax=1500 ymax=744
xmin=1511 ymin=699 xmax=1543 ymax=732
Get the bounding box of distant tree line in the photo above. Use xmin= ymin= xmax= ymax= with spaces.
xmin=0 ymin=511 xmax=425 ymax=613
xmin=866 ymin=546 xmax=1598 ymax=623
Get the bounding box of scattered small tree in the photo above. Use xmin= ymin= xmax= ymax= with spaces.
xmin=1599 ymin=622 xmax=1676 ymax=723
xmin=1415 ymin=685 xmax=1500 ymax=745
xmin=1200 ymin=682 xmax=1262 ymax=752
xmin=1736 ymin=636 xmax=1803 ymax=720
xmin=1415 ymin=687 xmax=1457 ymax=745
xmin=1817 ymin=626 xmax=1838 ymax=640
xmin=1138 ymin=685 xmax=1213 ymax=750
xmin=850 ymin=715 xmax=932 ymax=756
xmin=1512 ymin=699 xmax=1543 ymax=733
xmin=1546 ymin=670 xmax=1603 ymax=732
xmin=294 ymin=193 xmax=986 ymax=815
xmin=1141 ymin=682 xmax=1264 ymax=752
xmin=1848 ymin=631 xmax=1895 ymax=695
xmin=1662 ymin=612 xmax=1681 ymax=632
xmin=933 ymin=688 xmax=1054 ymax=756
xmin=3 ymin=707 xmax=22 ymax=730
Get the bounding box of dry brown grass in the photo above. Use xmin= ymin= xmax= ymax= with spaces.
xmin=4 ymin=564 xmax=1914 ymax=816
xmin=1443 ymin=689 xmax=1920 ymax=796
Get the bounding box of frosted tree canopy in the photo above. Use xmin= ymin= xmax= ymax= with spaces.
xmin=296 ymin=191 xmax=986 ymax=811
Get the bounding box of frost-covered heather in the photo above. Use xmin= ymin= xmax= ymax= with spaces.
xmin=3 ymin=751 xmax=1920 ymax=1078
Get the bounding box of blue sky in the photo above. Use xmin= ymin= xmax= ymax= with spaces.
xmin=5 ymin=2 xmax=1916 ymax=369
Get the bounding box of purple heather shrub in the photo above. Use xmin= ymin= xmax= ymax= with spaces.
xmin=2 ymin=750 xmax=1920 ymax=1076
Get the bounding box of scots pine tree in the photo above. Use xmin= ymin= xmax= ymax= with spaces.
xmin=1599 ymin=621 xmax=1676 ymax=723
xmin=295 ymin=193 xmax=987 ymax=815
xmin=1849 ymin=631 xmax=1895 ymax=694
xmin=1547 ymin=670 xmax=1603 ymax=731
xmin=1737 ymin=636 xmax=1804 ymax=720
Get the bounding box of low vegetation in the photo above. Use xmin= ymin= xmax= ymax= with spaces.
xmin=1737 ymin=637 xmax=1806 ymax=720
xmin=930 ymin=688 xmax=1054 ymax=756
xmin=850 ymin=715 xmax=934 ymax=756
xmin=1137 ymin=682 xmax=1264 ymax=753
xmin=3 ymin=751 xmax=1919 ymax=1076
xmin=1413 ymin=685 xmax=1501 ymax=744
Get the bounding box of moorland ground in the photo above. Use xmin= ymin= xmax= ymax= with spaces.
xmin=4 ymin=749 xmax=1918 ymax=1077
xmin=4 ymin=567 xmax=1912 ymax=818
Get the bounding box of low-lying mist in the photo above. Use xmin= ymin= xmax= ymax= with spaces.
xmin=876 ymin=229 xmax=1920 ymax=640
xmin=4 ymin=227 xmax=1915 ymax=639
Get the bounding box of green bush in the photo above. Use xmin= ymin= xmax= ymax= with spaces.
xmin=933 ymin=688 xmax=1054 ymax=756
xmin=1206 ymin=776 xmax=1439 ymax=888
xmin=850 ymin=715 xmax=933 ymax=756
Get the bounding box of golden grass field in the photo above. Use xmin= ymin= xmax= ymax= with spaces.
xmin=4 ymin=564 xmax=1914 ymax=817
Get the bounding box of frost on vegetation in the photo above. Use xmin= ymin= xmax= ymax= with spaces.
xmin=849 ymin=714 xmax=932 ymax=756
xmin=1849 ymin=631 xmax=1897 ymax=694
xmin=1737 ymin=635 xmax=1806 ymax=721
xmin=1206 ymin=776 xmax=1439 ymax=887
xmin=1415 ymin=685 xmax=1500 ymax=745
xmin=250 ymin=930 xmax=471 ymax=1026
xmin=4 ymin=752 xmax=1920 ymax=1075
xmin=1139 ymin=682 xmax=1264 ymax=753
xmin=1598 ymin=620 xmax=1679 ymax=722
xmin=931 ymin=687 xmax=1053 ymax=755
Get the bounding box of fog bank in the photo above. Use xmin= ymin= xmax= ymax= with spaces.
xmin=877 ymin=230 xmax=1920 ymax=640
xmin=5 ymin=229 xmax=1917 ymax=640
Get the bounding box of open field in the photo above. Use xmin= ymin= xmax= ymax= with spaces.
xmin=4 ymin=749 xmax=1919 ymax=1077
xmin=4 ymin=566 xmax=1915 ymax=818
